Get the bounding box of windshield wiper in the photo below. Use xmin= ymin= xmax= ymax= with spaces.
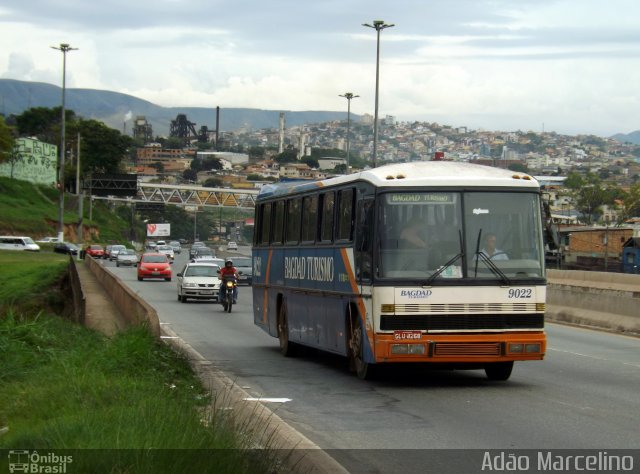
xmin=475 ymin=250 xmax=511 ymax=286
xmin=424 ymin=230 xmax=465 ymax=286
xmin=472 ymin=229 xmax=511 ymax=285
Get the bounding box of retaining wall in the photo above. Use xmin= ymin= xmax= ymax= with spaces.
xmin=546 ymin=269 xmax=640 ymax=335
xmin=80 ymin=256 xmax=160 ymax=337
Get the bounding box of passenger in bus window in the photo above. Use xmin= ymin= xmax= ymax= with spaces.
xmin=480 ymin=233 xmax=509 ymax=260
xmin=399 ymin=218 xmax=428 ymax=249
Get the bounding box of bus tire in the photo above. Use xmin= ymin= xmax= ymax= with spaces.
xmin=485 ymin=361 xmax=514 ymax=381
xmin=349 ymin=314 xmax=377 ymax=380
xmin=278 ymin=301 xmax=299 ymax=357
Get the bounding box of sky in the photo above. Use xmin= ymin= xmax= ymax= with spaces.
xmin=1 ymin=0 xmax=639 ymax=137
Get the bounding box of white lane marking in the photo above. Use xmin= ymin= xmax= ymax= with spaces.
xmin=160 ymin=336 xmax=179 ymax=339
xmin=548 ymin=347 xmax=640 ymax=369
xmin=243 ymin=397 xmax=292 ymax=403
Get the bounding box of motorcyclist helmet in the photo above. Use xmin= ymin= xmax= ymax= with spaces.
xmin=225 ymin=259 xmax=233 ymax=267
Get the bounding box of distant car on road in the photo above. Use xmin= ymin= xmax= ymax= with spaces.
xmin=168 ymin=240 xmax=182 ymax=254
xmin=227 ymin=241 xmax=238 ymax=251
xmin=53 ymin=242 xmax=79 ymax=255
xmin=232 ymin=256 xmax=253 ymax=285
xmin=190 ymin=247 xmax=215 ymax=261
xmin=109 ymin=244 xmax=127 ymax=261
xmin=137 ymin=253 xmax=172 ymax=282
xmin=116 ymin=249 xmax=138 ymax=267
xmin=85 ymin=244 xmax=105 ymax=258
xmin=176 ymin=262 xmax=222 ymax=303
xmin=189 ymin=241 xmax=207 ymax=259
xmin=157 ymin=244 xmax=175 ymax=261
xmin=0 ymin=236 xmax=40 ymax=252
xmin=36 ymin=236 xmax=59 ymax=243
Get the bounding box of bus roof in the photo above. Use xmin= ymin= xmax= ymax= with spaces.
xmin=257 ymin=162 xmax=539 ymax=200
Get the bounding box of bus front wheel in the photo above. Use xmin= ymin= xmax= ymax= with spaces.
xmin=349 ymin=316 xmax=377 ymax=380
xmin=278 ymin=302 xmax=299 ymax=357
xmin=485 ymin=361 xmax=514 ymax=381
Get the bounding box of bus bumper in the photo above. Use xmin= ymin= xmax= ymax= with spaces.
xmin=375 ymin=332 xmax=546 ymax=363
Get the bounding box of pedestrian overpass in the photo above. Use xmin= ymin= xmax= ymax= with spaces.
xmin=91 ymin=182 xmax=260 ymax=210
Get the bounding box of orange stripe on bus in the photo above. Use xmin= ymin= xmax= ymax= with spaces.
xmin=262 ymin=249 xmax=273 ymax=325
xmin=339 ymin=248 xmax=373 ymax=347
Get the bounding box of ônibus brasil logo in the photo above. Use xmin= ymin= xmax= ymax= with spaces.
xmin=8 ymin=450 xmax=73 ymax=473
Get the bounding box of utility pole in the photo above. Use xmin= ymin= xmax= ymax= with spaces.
xmin=51 ymin=43 xmax=78 ymax=242
xmin=339 ymin=92 xmax=359 ymax=173
xmin=362 ymin=20 xmax=394 ymax=168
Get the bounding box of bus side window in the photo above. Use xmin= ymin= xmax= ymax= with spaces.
xmin=272 ymin=200 xmax=285 ymax=245
xmin=301 ymin=195 xmax=318 ymax=243
xmin=356 ymin=198 xmax=374 ymax=281
xmin=285 ymin=198 xmax=301 ymax=245
xmin=259 ymin=203 xmax=272 ymax=245
xmin=337 ymin=188 xmax=354 ymax=242
xmin=320 ymin=192 xmax=335 ymax=243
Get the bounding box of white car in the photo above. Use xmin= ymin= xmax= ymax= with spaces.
xmin=109 ymin=244 xmax=127 ymax=261
xmin=227 ymin=241 xmax=238 ymax=251
xmin=157 ymin=244 xmax=175 ymax=261
xmin=176 ymin=262 xmax=222 ymax=303
xmin=116 ymin=249 xmax=138 ymax=267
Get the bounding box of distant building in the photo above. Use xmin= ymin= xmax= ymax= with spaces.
xmin=317 ymin=157 xmax=346 ymax=170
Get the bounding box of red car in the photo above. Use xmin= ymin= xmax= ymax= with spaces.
xmin=85 ymin=244 xmax=105 ymax=258
xmin=137 ymin=253 xmax=172 ymax=282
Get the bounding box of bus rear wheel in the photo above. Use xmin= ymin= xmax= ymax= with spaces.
xmin=278 ymin=302 xmax=299 ymax=357
xmin=485 ymin=361 xmax=514 ymax=381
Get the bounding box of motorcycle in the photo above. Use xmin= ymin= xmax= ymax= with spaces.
xmin=220 ymin=275 xmax=238 ymax=313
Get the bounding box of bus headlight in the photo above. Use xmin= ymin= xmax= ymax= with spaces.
xmin=509 ymin=343 xmax=524 ymax=353
xmin=391 ymin=344 xmax=425 ymax=355
xmin=525 ymin=343 xmax=541 ymax=353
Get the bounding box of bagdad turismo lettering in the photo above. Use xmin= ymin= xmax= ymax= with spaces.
xmin=481 ymin=451 xmax=634 ymax=471
xmin=284 ymin=256 xmax=335 ymax=282
xmin=400 ymin=289 xmax=433 ymax=298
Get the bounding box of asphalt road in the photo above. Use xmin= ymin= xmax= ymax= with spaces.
xmin=107 ymin=247 xmax=640 ymax=473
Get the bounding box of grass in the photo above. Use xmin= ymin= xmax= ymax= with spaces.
xmin=0 ymin=176 xmax=135 ymax=243
xmin=0 ymin=252 xmax=281 ymax=473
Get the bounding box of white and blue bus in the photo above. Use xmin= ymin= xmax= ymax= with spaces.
xmin=252 ymin=162 xmax=546 ymax=380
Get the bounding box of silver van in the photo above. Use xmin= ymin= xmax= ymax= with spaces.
xmin=0 ymin=236 xmax=41 ymax=252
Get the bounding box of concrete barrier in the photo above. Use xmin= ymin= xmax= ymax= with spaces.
xmin=546 ymin=269 xmax=640 ymax=336
xmin=82 ymin=256 xmax=160 ymax=337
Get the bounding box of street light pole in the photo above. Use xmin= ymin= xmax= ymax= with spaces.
xmin=51 ymin=43 xmax=78 ymax=242
xmin=363 ymin=20 xmax=394 ymax=169
xmin=339 ymin=92 xmax=359 ymax=173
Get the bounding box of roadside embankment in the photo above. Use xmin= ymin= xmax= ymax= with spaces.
xmin=69 ymin=256 xmax=348 ymax=474
xmin=546 ymin=269 xmax=640 ymax=336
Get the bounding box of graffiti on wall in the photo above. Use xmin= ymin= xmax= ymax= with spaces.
xmin=0 ymin=137 xmax=57 ymax=185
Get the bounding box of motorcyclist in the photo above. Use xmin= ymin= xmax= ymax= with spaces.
xmin=218 ymin=259 xmax=239 ymax=304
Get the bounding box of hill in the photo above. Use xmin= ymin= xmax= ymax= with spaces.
xmin=0 ymin=78 xmax=352 ymax=136
xmin=611 ymin=130 xmax=640 ymax=145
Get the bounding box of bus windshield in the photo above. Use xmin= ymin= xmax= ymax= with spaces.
xmin=378 ymin=191 xmax=544 ymax=281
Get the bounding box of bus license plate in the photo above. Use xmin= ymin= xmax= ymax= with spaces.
xmin=394 ymin=331 xmax=422 ymax=341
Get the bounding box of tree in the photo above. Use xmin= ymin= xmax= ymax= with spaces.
xmin=203 ymin=177 xmax=223 ymax=187
xmin=507 ymin=163 xmax=528 ymax=173
xmin=14 ymin=106 xmax=75 ymax=144
xmin=274 ymin=148 xmax=298 ymax=164
xmin=567 ymin=172 xmax=610 ymax=224
xmin=74 ymin=119 xmax=134 ymax=175
xmin=301 ymin=157 xmax=319 ymax=169
xmin=618 ymin=183 xmax=640 ymax=222
xmin=0 ymin=116 xmax=14 ymax=163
